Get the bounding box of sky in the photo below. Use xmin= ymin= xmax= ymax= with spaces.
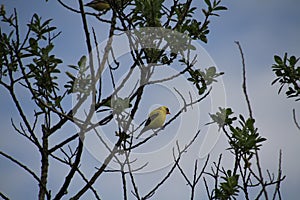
xmin=0 ymin=0 xmax=300 ymax=199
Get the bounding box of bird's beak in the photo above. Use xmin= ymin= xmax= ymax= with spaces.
xmin=167 ymin=111 xmax=170 ymax=114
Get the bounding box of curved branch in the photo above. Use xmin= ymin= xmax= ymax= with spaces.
xmin=53 ymin=138 xmax=83 ymax=200
xmin=0 ymin=150 xmax=50 ymax=197
xmin=0 ymin=192 xmax=9 ymax=200
xmin=70 ymin=138 xmax=123 ymax=199
xmin=57 ymin=0 xmax=81 ymax=13
xmin=143 ymin=130 xmax=201 ymax=199
xmin=293 ymin=109 xmax=300 ymax=130
xmin=235 ymin=41 xmax=253 ymax=119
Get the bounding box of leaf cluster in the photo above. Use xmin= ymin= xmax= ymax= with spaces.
xmin=0 ymin=10 xmax=18 ymax=78
xmin=229 ymin=115 xmax=266 ymax=155
xmin=214 ymin=170 xmax=239 ymax=200
xmin=65 ymin=56 xmax=92 ymax=98
xmin=133 ymin=0 xmax=164 ymax=27
xmin=127 ymin=0 xmax=227 ymax=66
xmin=1 ymin=11 xmax=63 ymax=107
xmin=26 ymin=14 xmax=62 ymax=102
xmin=188 ymin=66 xmax=224 ymax=95
xmin=172 ymin=0 xmax=227 ymax=43
xmin=209 ymin=108 xmax=266 ymax=156
xmin=199 ymin=0 xmax=227 ymax=43
xmin=272 ymin=53 xmax=300 ymax=101
xmin=207 ymin=108 xmax=270 ymax=199
xmin=207 ymin=107 xmax=236 ymax=129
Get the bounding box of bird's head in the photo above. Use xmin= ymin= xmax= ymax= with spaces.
xmin=160 ymin=106 xmax=170 ymax=115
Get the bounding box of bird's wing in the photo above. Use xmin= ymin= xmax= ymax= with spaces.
xmin=144 ymin=112 xmax=160 ymax=127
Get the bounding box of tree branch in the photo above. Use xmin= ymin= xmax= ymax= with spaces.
xmin=292 ymin=109 xmax=300 ymax=130
xmin=0 ymin=150 xmax=50 ymax=198
xmin=70 ymin=138 xmax=122 ymax=199
xmin=53 ymin=139 xmax=83 ymax=200
xmin=142 ymin=130 xmax=201 ymax=199
xmin=235 ymin=41 xmax=253 ymax=119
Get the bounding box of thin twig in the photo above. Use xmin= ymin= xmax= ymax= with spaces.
xmin=203 ymin=177 xmax=212 ymax=199
xmin=292 ymin=109 xmax=300 ymax=130
xmin=70 ymin=138 xmax=122 ymax=199
xmin=0 ymin=192 xmax=10 ymax=200
xmin=121 ymin=165 xmax=128 ymax=200
xmin=123 ymin=150 xmax=142 ymax=200
xmin=0 ymin=150 xmax=50 ymax=197
xmin=142 ymin=130 xmax=201 ymax=199
xmin=128 ymin=89 xmax=211 ymax=150
xmin=176 ymin=160 xmax=192 ymax=187
xmin=53 ymin=139 xmax=83 ymax=200
xmin=235 ymin=41 xmax=268 ymax=199
xmin=195 ymin=155 xmax=210 ymax=185
xmin=273 ymin=149 xmax=284 ymax=200
xmin=235 ymin=41 xmax=253 ymax=119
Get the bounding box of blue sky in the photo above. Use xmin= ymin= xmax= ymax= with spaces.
xmin=1 ymin=0 xmax=300 ymax=199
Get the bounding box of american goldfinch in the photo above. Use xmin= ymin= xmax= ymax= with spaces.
xmin=85 ymin=0 xmax=110 ymax=11
xmin=136 ymin=106 xmax=170 ymax=139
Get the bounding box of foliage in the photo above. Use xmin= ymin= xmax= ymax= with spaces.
xmin=272 ymin=53 xmax=300 ymax=101
xmin=229 ymin=115 xmax=266 ymax=155
xmin=65 ymin=55 xmax=92 ymax=97
xmin=204 ymin=106 xmax=283 ymax=200
xmin=271 ymin=53 xmax=300 ymax=130
xmin=0 ymin=1 xmax=285 ymax=200
xmin=214 ymin=170 xmax=239 ymax=200
xmin=187 ymin=66 xmax=224 ymax=95
xmin=207 ymin=107 xmax=236 ymax=129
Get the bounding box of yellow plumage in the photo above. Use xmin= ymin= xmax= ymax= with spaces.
xmin=136 ymin=106 xmax=170 ymax=139
xmin=85 ymin=0 xmax=110 ymax=11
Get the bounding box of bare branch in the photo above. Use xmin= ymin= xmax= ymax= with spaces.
xmin=70 ymin=138 xmax=122 ymax=199
xmin=195 ymin=155 xmax=210 ymax=185
xmin=126 ymin=154 xmax=141 ymax=200
xmin=235 ymin=41 xmax=253 ymax=119
xmin=142 ymin=130 xmax=201 ymax=199
xmin=57 ymin=0 xmax=81 ymax=13
xmin=53 ymin=139 xmax=83 ymax=200
xmin=176 ymin=160 xmax=193 ymax=187
xmin=76 ymin=168 xmax=102 ymax=200
xmin=203 ymin=177 xmax=212 ymax=200
xmin=273 ymin=149 xmax=284 ymax=200
xmin=0 ymin=150 xmax=50 ymax=197
xmin=292 ymin=109 xmax=300 ymax=130
xmin=0 ymin=192 xmax=10 ymax=200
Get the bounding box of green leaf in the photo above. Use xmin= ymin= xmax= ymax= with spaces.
xmin=202 ymin=8 xmax=208 ymax=16
xmin=289 ymin=55 xmax=298 ymax=66
xmin=206 ymin=66 xmax=216 ymax=76
xmin=66 ymin=71 xmax=75 ymax=80
xmin=239 ymin=114 xmax=245 ymax=123
xmin=214 ymin=6 xmax=227 ymax=11
xmin=78 ymin=56 xmax=87 ymax=68
xmin=271 ymin=77 xmax=280 ymax=85
xmin=274 ymin=55 xmax=282 ymax=64
xmin=187 ymin=78 xmax=194 ymax=82
xmin=204 ymin=0 xmax=212 ymax=8
xmin=41 ymin=18 xmax=52 ymax=28
xmin=29 ymin=37 xmax=36 ymax=46
xmin=68 ymin=65 xmax=79 ymax=70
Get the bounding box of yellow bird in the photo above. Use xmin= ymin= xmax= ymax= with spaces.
xmin=136 ymin=106 xmax=170 ymax=139
xmin=85 ymin=0 xmax=110 ymax=11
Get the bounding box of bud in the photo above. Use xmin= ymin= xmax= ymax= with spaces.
xmin=0 ymin=4 xmax=6 ymax=16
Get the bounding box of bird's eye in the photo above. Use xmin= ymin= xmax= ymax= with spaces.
xmin=166 ymin=108 xmax=169 ymax=113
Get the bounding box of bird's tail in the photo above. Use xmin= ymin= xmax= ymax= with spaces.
xmin=136 ymin=127 xmax=147 ymax=139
